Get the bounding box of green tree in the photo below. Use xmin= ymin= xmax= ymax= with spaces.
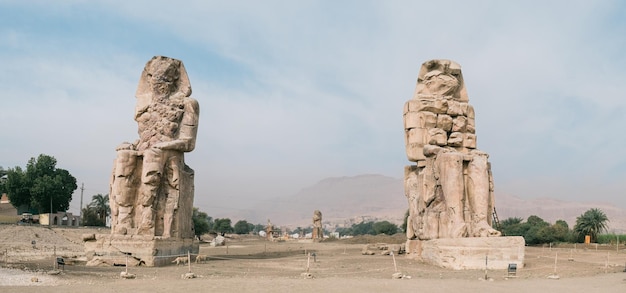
xmin=89 ymin=194 xmax=109 ymax=225
xmin=501 ymin=216 xmax=565 ymax=245
xmin=500 ymin=217 xmax=524 ymax=237
xmin=214 ymin=218 xmax=233 ymax=236
xmin=82 ymin=206 xmax=104 ymax=226
xmin=253 ymin=224 xmax=265 ymax=234
xmin=234 ymin=220 xmax=254 ymax=234
xmin=192 ymin=207 xmax=211 ymax=240
xmin=573 ymin=208 xmax=609 ymax=243
xmin=373 ymin=221 xmax=399 ymax=235
xmin=552 ymin=220 xmax=571 ymax=242
xmin=523 ymin=215 xmax=550 ymax=245
xmin=351 ymin=221 xmax=375 ymax=235
xmin=4 ymin=154 xmax=77 ymax=214
xmin=0 ymin=166 xmax=7 ymax=193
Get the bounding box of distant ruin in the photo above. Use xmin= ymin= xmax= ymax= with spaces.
xmin=312 ymin=210 xmax=323 ymax=240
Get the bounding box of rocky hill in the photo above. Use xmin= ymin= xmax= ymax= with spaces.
xmin=237 ymin=174 xmax=626 ymax=232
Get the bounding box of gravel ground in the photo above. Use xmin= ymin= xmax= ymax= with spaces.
xmin=1 ymin=225 xmax=626 ymax=292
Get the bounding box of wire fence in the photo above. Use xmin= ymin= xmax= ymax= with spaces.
xmin=2 ymin=242 xmax=626 ymax=279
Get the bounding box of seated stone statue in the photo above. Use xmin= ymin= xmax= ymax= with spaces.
xmin=110 ymin=56 xmax=199 ymax=239
xmin=403 ymin=59 xmax=500 ymax=240
xmin=312 ymin=210 xmax=323 ymax=240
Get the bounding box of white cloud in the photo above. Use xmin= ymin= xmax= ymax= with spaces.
xmin=1 ymin=1 xmax=626 ymax=217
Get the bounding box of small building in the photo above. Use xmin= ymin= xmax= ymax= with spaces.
xmin=39 ymin=212 xmax=82 ymax=227
xmin=1 ymin=193 xmax=81 ymax=226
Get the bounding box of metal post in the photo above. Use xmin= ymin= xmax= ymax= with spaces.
xmin=79 ymin=183 xmax=84 ymax=220
xmin=187 ymin=251 xmax=191 ymax=273
xmin=484 ymin=254 xmax=488 ymax=280
xmin=553 ymin=252 xmax=558 ymax=275
xmin=306 ymin=253 xmax=311 ymax=273
xmin=49 ymin=189 xmax=52 ymax=228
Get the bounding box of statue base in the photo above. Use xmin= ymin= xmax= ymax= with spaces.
xmin=406 ymin=236 xmax=525 ymax=270
xmin=84 ymin=234 xmax=199 ymax=267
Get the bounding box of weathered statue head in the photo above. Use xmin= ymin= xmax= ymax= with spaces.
xmin=413 ymin=59 xmax=468 ymax=102
xmin=148 ymin=59 xmax=181 ymax=95
xmin=136 ymin=56 xmax=192 ymax=100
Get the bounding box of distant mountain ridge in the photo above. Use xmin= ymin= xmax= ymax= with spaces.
xmin=237 ymin=174 xmax=626 ymax=232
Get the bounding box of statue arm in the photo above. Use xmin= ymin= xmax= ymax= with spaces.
xmin=153 ymin=98 xmax=199 ymax=152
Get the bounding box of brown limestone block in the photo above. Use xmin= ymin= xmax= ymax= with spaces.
xmin=463 ymin=133 xmax=476 ymax=148
xmin=427 ymin=128 xmax=447 ymax=146
xmin=452 ymin=116 xmax=467 ymax=132
xmin=466 ymin=117 xmax=475 ymax=133
xmin=406 ymin=98 xmax=448 ymax=114
xmin=406 ymin=143 xmax=425 ymax=161
xmin=446 ymin=100 xmax=464 ymax=116
xmin=448 ymin=132 xmax=464 ymax=147
xmin=436 ymin=114 xmax=453 ymax=132
xmin=464 ymin=104 xmax=475 ymax=119
xmin=404 ymin=111 xmax=437 ymax=129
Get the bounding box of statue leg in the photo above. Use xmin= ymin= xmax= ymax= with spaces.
xmin=435 ymin=152 xmax=467 ymax=238
xmin=111 ymin=150 xmax=139 ymax=235
xmin=162 ymin=154 xmax=181 ymax=239
xmin=466 ymin=153 xmax=501 ymax=237
xmin=137 ymin=148 xmax=163 ymax=236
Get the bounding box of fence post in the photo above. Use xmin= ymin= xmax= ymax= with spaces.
xmin=187 ymin=251 xmax=191 ymax=273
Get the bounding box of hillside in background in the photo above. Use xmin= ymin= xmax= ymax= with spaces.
xmin=237 ymin=174 xmax=406 ymax=228
xmin=234 ymin=174 xmax=626 ymax=232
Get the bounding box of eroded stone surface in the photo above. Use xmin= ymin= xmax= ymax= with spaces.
xmin=109 ymin=56 xmax=199 ymax=239
xmin=85 ymin=56 xmax=200 ymax=266
xmin=403 ymin=59 xmax=500 ymax=240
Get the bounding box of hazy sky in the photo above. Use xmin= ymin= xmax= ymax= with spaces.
xmin=1 ymin=1 xmax=625 ymax=218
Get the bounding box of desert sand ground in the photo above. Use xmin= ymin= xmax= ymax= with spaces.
xmin=1 ymin=224 xmax=625 ymax=293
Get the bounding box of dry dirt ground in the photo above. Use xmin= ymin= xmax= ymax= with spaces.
xmin=1 ymin=225 xmax=626 ymax=293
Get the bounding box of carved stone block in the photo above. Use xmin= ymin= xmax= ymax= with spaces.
xmin=436 ymin=114 xmax=453 ymax=132
xmin=404 ymin=111 xmax=437 ymax=129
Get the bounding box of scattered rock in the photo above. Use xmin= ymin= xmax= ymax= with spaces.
xmin=301 ymin=272 xmax=313 ymax=279
xmin=30 ymin=276 xmax=39 ymax=282
xmin=120 ymin=271 xmax=136 ymax=279
xmin=211 ymin=235 xmax=225 ymax=247
xmin=392 ymin=272 xmax=411 ymax=279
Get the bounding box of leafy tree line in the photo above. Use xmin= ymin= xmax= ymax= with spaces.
xmin=191 ymin=208 xmax=265 ymax=240
xmin=336 ymin=220 xmax=399 ymax=236
xmin=498 ymin=208 xmax=610 ymax=245
xmin=82 ymin=194 xmax=110 ymax=226
xmin=2 ymin=154 xmax=77 ymax=214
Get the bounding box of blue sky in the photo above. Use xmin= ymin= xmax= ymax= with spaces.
xmin=1 ymin=1 xmax=625 ymax=218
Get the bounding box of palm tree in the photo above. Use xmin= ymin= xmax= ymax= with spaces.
xmin=573 ymin=208 xmax=609 ymax=243
xmin=89 ymin=194 xmax=110 ymax=225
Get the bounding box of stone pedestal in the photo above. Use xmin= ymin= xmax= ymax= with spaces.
xmin=406 ymin=236 xmax=525 ymax=270
xmin=84 ymin=234 xmax=198 ymax=266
